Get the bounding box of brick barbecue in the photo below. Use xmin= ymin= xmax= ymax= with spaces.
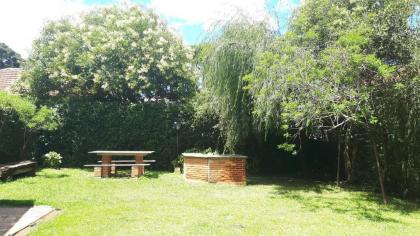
xmin=182 ymin=153 xmax=247 ymax=185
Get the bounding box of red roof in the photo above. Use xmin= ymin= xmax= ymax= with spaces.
xmin=0 ymin=68 xmax=22 ymax=92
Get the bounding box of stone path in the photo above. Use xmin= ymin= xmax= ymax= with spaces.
xmin=0 ymin=207 xmax=31 ymax=235
xmin=0 ymin=206 xmax=55 ymax=236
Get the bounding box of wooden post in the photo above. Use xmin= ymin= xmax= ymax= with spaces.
xmin=101 ymin=155 xmax=112 ymax=178
xmin=132 ymin=155 xmax=144 ymax=177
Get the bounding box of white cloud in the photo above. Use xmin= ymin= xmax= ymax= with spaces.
xmin=149 ymin=0 xmax=276 ymax=31
xmin=0 ymin=0 xmax=92 ymax=58
xmin=0 ymin=0 xmax=299 ymax=58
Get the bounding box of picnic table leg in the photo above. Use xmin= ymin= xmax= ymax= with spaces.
xmin=101 ymin=155 xmax=112 ymax=178
xmin=131 ymin=155 xmax=144 ymax=178
xmin=111 ymin=164 xmax=117 ymax=176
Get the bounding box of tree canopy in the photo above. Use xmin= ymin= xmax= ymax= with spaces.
xmin=200 ymin=20 xmax=272 ymax=152
xmin=251 ymin=4 xmax=417 ymax=137
xmin=0 ymin=91 xmax=58 ymax=162
xmin=246 ymin=0 xmax=419 ymax=202
xmin=22 ymin=6 xmax=196 ymax=103
xmin=0 ymin=42 xmax=22 ymax=69
xmin=0 ymin=92 xmax=57 ymax=131
xmin=197 ymin=0 xmax=419 ymax=201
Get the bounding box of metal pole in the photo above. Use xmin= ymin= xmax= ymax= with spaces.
xmin=174 ymin=121 xmax=180 ymax=157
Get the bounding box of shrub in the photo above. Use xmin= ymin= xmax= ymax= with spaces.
xmin=171 ymin=155 xmax=184 ymax=171
xmin=0 ymin=92 xmax=58 ymax=163
xmin=43 ymin=151 xmax=63 ymax=169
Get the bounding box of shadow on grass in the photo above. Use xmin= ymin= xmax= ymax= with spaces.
xmin=248 ymin=176 xmax=420 ymax=223
xmin=0 ymin=199 xmax=34 ymax=207
xmin=142 ymin=171 xmax=164 ymax=179
xmin=78 ymin=167 xmax=164 ymax=179
xmin=35 ymin=169 xmax=70 ymax=179
xmin=37 ymin=173 xmax=69 ymax=179
xmin=248 ymin=176 xmax=335 ymax=193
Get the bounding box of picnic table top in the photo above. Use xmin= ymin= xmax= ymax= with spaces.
xmin=88 ymin=150 xmax=154 ymax=156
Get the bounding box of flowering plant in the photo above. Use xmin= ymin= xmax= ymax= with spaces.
xmin=43 ymin=151 xmax=63 ymax=169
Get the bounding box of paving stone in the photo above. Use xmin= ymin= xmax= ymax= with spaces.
xmin=0 ymin=207 xmax=30 ymax=235
xmin=0 ymin=206 xmax=55 ymax=236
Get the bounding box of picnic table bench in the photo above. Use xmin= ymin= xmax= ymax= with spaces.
xmin=85 ymin=151 xmax=155 ymax=178
xmin=97 ymin=160 xmax=156 ymax=163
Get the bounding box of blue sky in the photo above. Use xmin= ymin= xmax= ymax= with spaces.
xmin=0 ymin=0 xmax=301 ymax=57
xmin=85 ymin=0 xmax=301 ymax=44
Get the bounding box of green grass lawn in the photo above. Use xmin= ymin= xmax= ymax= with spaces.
xmin=0 ymin=169 xmax=419 ymax=235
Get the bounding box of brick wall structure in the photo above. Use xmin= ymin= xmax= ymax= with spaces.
xmin=182 ymin=153 xmax=247 ymax=185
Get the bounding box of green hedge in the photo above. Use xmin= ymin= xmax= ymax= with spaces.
xmin=36 ymin=98 xmax=210 ymax=170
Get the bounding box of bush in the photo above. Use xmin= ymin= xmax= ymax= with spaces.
xmin=0 ymin=92 xmax=57 ymax=164
xmin=171 ymin=155 xmax=184 ymax=171
xmin=43 ymin=151 xmax=63 ymax=169
xmin=35 ymin=98 xmax=212 ymax=170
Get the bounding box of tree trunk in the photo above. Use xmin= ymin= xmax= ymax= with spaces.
xmin=350 ymin=139 xmax=358 ymax=181
xmin=344 ymin=132 xmax=352 ymax=182
xmin=298 ymin=133 xmax=307 ymax=176
xmin=0 ymin=119 xmax=4 ymax=133
xmin=19 ymin=128 xmax=29 ymax=161
xmin=370 ymin=133 xmax=388 ymax=204
xmin=336 ymin=135 xmax=341 ymax=186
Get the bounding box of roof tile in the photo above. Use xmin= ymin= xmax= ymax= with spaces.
xmin=0 ymin=68 xmax=22 ymax=92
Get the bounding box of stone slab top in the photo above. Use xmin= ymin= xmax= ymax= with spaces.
xmin=182 ymin=153 xmax=248 ymax=159
xmin=88 ymin=151 xmax=154 ymax=156
xmin=0 ymin=161 xmax=36 ymax=169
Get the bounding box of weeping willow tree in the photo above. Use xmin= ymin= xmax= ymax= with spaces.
xmin=201 ymin=19 xmax=272 ymax=153
xmin=246 ymin=0 xmax=420 ymax=202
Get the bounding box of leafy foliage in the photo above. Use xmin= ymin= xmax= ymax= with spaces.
xmin=36 ymin=98 xmax=207 ymax=169
xmin=201 ymin=20 xmax=272 ymax=152
xmin=0 ymin=92 xmax=58 ymax=163
xmin=18 ymin=6 xmax=206 ymax=170
xmin=0 ymin=42 xmax=22 ymax=69
xmin=22 ymin=6 xmax=196 ymax=103
xmin=43 ymin=151 xmax=63 ymax=168
xmin=246 ymin=0 xmax=419 ymax=198
xmin=171 ymin=155 xmax=184 ymax=172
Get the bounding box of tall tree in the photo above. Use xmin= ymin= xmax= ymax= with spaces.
xmin=247 ymin=0 xmax=419 ymax=202
xmin=21 ymin=6 xmax=196 ymax=104
xmin=201 ymin=19 xmax=272 ymax=152
xmin=0 ymin=42 xmax=22 ymax=69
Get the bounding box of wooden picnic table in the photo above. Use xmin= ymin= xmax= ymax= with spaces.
xmin=88 ymin=151 xmax=154 ymax=178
